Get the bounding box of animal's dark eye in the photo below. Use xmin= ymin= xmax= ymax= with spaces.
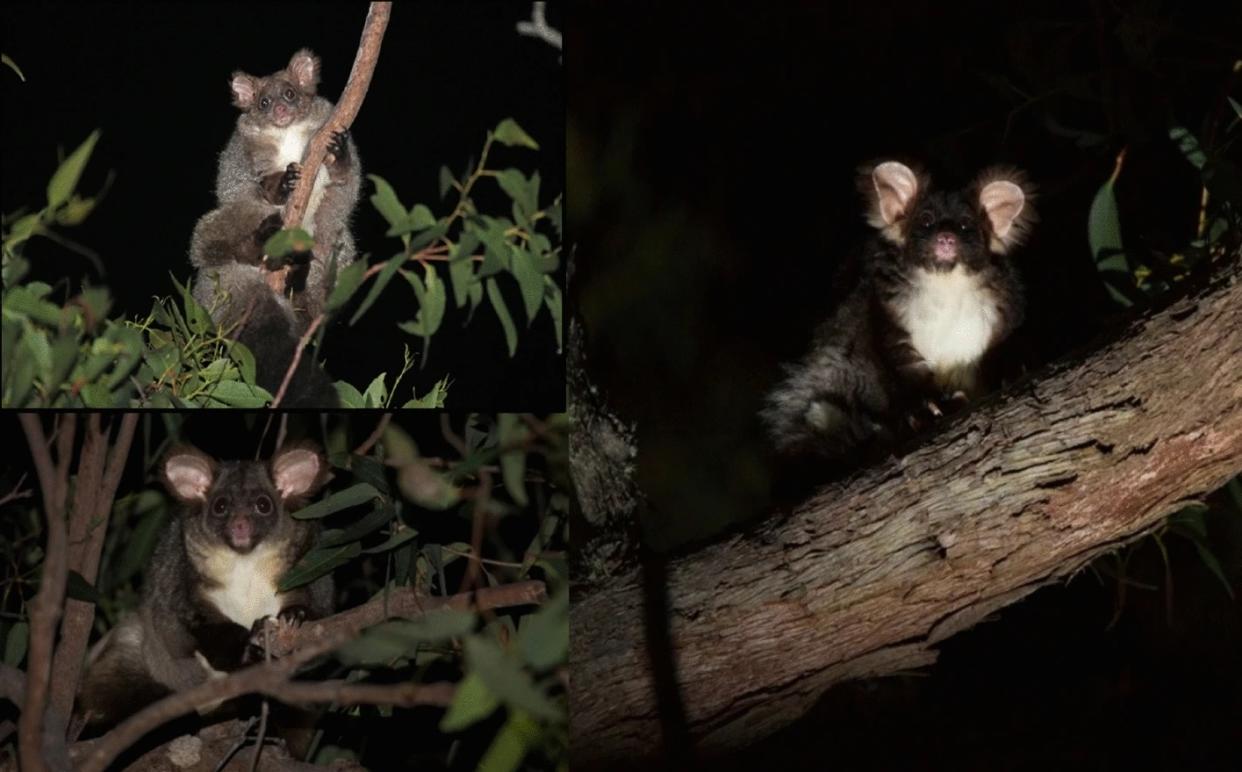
xmin=211 ymin=497 xmax=229 ymax=515
xmin=284 ymin=88 xmax=295 ymax=100
xmin=259 ymin=97 xmax=271 ymax=110
xmin=958 ymin=220 xmax=974 ymax=233
xmin=918 ymin=212 xmax=935 ymax=229
xmin=255 ymin=495 xmax=273 ymax=515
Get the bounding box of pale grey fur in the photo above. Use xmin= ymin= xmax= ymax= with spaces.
xmin=187 ymin=49 xmax=360 ymax=403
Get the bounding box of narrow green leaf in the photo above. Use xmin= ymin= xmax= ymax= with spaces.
xmin=518 ymin=588 xmax=567 ymax=670
xmin=335 ymin=380 xmax=365 ymax=408
xmin=450 ymin=256 xmax=476 ymax=310
xmin=440 ymin=671 xmax=500 ymax=732
xmin=408 ymin=221 xmax=447 ymax=252
xmin=4 ymin=622 xmax=28 ymax=667
xmin=1088 ymin=179 xmax=1126 ymax=274
xmin=48 ymin=130 xmax=101 ymax=210
xmin=476 ymin=710 xmax=541 ymax=772
xmin=291 ymin=483 xmax=381 ymax=521
xmin=104 ymin=326 xmax=144 ymax=390
xmin=350 ymin=254 xmax=406 ymax=326
xmin=8 ymin=342 xmax=37 ymax=404
xmin=449 ymin=232 xmax=481 ymax=308
xmin=318 ymin=503 xmax=395 ymax=548
xmin=496 ymin=168 xmax=536 ymax=216
xmin=5 ymin=286 xmax=63 ymax=326
xmin=381 ymin=424 xmax=420 ymax=464
xmin=439 ymin=165 xmax=456 ymax=199
xmin=48 ymin=334 xmax=79 ymax=394
xmin=511 ymin=249 xmax=544 ymax=325
xmin=487 ymin=279 xmax=518 ymax=356
xmin=467 ymin=279 xmax=484 ymax=321
xmin=362 ymin=372 xmax=388 ymax=407
xmin=54 ymin=193 xmax=98 ymax=226
xmin=278 ymin=542 xmax=361 ymax=591
xmin=409 ymin=204 xmax=436 ymax=230
xmin=492 ymin=118 xmax=539 ymax=150
xmin=543 ymin=280 xmax=563 ymax=354
xmin=337 ymin=611 xmax=477 ymax=665
xmin=228 ymin=339 xmax=259 ymax=385
xmin=202 ymin=380 xmax=271 ymax=407
xmin=348 ymin=454 xmax=392 ymax=495
xmin=326 ymin=257 xmax=368 ymax=313
xmin=4 ymin=214 xmax=40 ymax=251
xmin=422 ymin=267 xmax=446 ymax=333
xmin=367 ymin=174 xmax=407 ymax=228
xmin=498 ymin=414 xmax=529 ymax=507
xmin=362 ymin=527 xmax=418 ymax=554
xmin=464 ymin=636 xmax=561 ymax=721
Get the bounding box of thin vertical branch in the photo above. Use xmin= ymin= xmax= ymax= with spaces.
xmin=17 ymin=415 xmax=73 ymax=772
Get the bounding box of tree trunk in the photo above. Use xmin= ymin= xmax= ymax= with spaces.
xmin=569 ymin=259 xmax=1242 ymax=765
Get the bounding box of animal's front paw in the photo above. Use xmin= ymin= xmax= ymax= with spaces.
xmin=327 ymin=129 xmax=350 ymax=161
xmin=279 ymin=162 xmax=302 ymax=199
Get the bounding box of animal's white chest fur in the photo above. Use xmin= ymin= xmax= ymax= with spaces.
xmin=899 ymin=266 xmax=999 ymax=373
xmin=197 ymin=541 xmax=283 ymax=628
xmin=265 ymin=121 xmax=331 ymax=236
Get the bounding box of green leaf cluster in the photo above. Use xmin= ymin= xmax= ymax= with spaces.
xmin=1088 ymin=121 xmax=1242 ymax=307
xmin=348 ymin=118 xmax=564 ymax=364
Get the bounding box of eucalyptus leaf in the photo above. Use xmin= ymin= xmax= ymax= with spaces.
xmin=326 ymin=258 xmax=368 ymax=313
xmin=367 ymin=174 xmax=407 ymax=228
xmin=498 ymin=414 xmax=529 ymax=506
xmin=464 ymin=636 xmax=561 ymax=721
xmin=492 ymin=118 xmax=539 ymax=150
xmin=48 ymin=130 xmax=101 ymax=210
xmin=518 ymin=588 xmax=567 ymax=670
xmin=350 ymin=252 xmax=407 ymax=326
xmin=487 ymin=279 xmax=518 ymax=356
xmin=278 ymin=542 xmax=361 ymax=591
xmin=440 ymin=671 xmax=500 ymax=732
xmin=292 ymin=483 xmax=382 ymax=521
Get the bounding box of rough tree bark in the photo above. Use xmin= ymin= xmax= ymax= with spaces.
xmin=569 ymin=258 xmax=1242 ymax=765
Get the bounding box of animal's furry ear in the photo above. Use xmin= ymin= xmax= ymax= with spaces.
xmin=230 ymin=72 xmax=259 ymax=109
xmin=973 ymin=166 xmax=1037 ymax=254
xmin=270 ymin=441 xmax=330 ymax=503
xmin=858 ymin=160 xmax=930 ymax=245
xmin=161 ymin=445 xmax=216 ymax=502
xmin=286 ymin=48 xmax=321 ymax=92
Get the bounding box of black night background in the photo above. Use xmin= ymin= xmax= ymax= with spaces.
xmin=570 ymin=2 xmax=1240 ymax=769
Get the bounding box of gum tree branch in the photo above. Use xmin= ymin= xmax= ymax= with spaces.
xmin=265 ymin=0 xmax=391 ymax=299
xmin=48 ymin=414 xmax=139 ymax=735
xmin=17 ymin=414 xmax=73 ymax=772
xmin=264 ymin=1 xmax=390 ymax=398
xmin=76 ymin=580 xmax=546 ymax=772
xmin=569 ymin=259 xmax=1242 ymax=765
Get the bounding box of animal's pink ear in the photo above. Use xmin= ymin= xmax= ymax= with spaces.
xmin=286 ymin=49 xmax=321 ymax=92
xmin=161 ymin=446 xmax=216 ymax=502
xmin=271 ymin=445 xmax=326 ymax=500
xmin=861 ymin=161 xmax=927 ymax=245
xmin=974 ymin=167 xmax=1036 ymax=254
xmin=871 ymin=162 xmax=921 ymax=226
xmin=230 ymin=73 xmax=258 ymax=109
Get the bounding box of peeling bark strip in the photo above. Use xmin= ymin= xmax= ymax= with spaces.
xmin=569 ymin=261 xmax=1242 ymax=764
